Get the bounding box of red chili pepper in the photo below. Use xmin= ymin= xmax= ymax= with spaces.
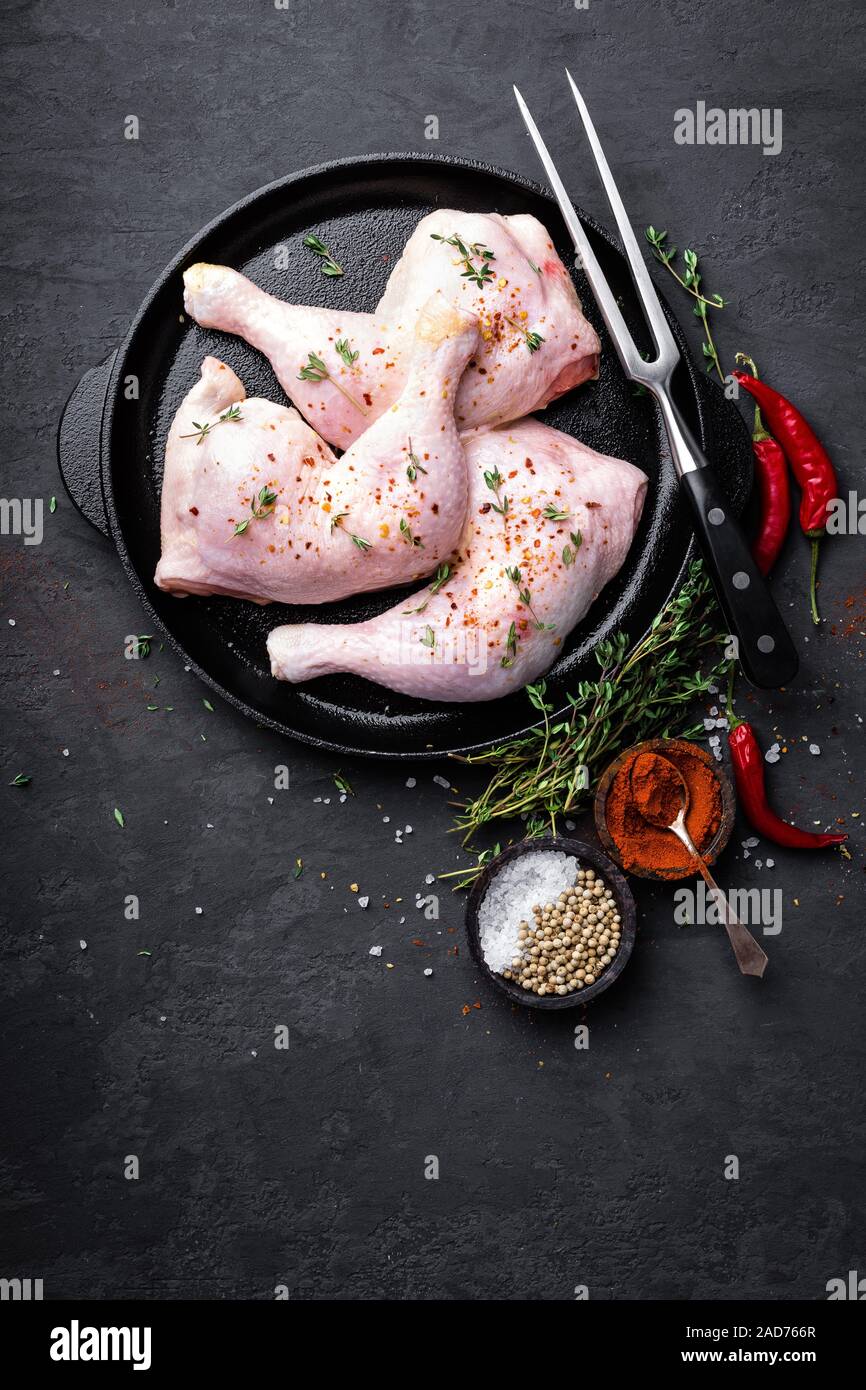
xmin=733 ymin=368 xmax=838 ymax=625
xmin=751 ymin=435 xmax=790 ymax=576
xmin=735 ymin=357 xmax=790 ymax=576
xmin=727 ymin=721 xmax=847 ymax=850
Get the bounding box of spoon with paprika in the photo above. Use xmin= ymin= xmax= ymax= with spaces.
xmin=630 ymin=751 xmax=768 ymax=978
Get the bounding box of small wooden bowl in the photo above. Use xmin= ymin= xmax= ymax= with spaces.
xmin=465 ymin=836 xmax=637 ymax=1010
xmin=594 ymin=737 xmax=735 ymax=881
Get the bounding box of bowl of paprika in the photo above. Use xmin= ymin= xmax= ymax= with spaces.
xmin=594 ymin=738 xmax=735 ymax=880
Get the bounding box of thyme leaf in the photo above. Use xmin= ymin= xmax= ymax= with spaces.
xmin=399 ymin=517 xmax=423 ymax=548
xmin=430 ymin=563 xmax=451 ymax=595
xmin=302 ymin=232 xmax=343 ymax=277
xmin=406 ymin=437 xmax=427 ymax=482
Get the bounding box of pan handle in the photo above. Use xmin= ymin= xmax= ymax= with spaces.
xmin=56 ymin=353 xmax=116 ymax=537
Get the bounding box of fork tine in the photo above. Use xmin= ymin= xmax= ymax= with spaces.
xmin=512 ymin=84 xmax=645 ymax=380
xmin=564 ymin=70 xmax=676 ymax=361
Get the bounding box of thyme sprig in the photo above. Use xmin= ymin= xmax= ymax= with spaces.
xmin=645 ymin=226 xmax=727 ymax=383
xmin=232 ymin=485 xmax=279 ymax=537
xmin=430 ymin=562 xmax=451 ymax=595
xmin=399 ymin=517 xmax=424 ymax=549
xmin=298 ymin=351 xmax=368 ymax=415
xmin=542 ymin=503 xmax=570 ymax=522
xmin=561 ymin=531 xmax=582 ymax=567
xmin=505 ymin=566 xmax=553 ymax=631
xmin=302 ymin=233 xmax=343 ymax=277
xmin=406 ymin=438 xmax=427 ymax=483
xmin=505 ymin=315 xmax=545 ymax=354
xmin=442 ymin=560 xmax=726 ymax=888
xmin=180 ymin=404 xmax=243 ymax=445
xmin=405 ymin=563 xmax=454 ymax=615
xmin=501 ymin=621 xmax=518 ymax=669
xmin=483 ymin=467 xmax=509 ymax=516
xmin=330 ymin=512 xmax=371 ymax=552
xmin=430 ymin=232 xmax=496 ymax=288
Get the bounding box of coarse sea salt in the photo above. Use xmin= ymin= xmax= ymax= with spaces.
xmin=477 ymin=850 xmax=580 ymax=975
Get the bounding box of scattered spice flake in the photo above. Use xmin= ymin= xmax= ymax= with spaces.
xmin=113 ymin=807 xmax=125 ymax=828
xmin=333 ymin=771 xmax=354 ymax=796
xmin=202 ymin=699 xmax=214 ymax=712
xmin=49 ymin=496 xmax=57 ymax=513
xmin=137 ymin=950 xmax=152 ymax=958
xmin=10 ymin=773 xmax=31 ymax=787
xmin=293 ymin=858 xmax=304 ymax=879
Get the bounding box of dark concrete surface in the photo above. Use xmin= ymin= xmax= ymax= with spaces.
xmin=1 ymin=0 xmax=864 ymax=1300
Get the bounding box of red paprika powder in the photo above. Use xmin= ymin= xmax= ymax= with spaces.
xmin=603 ymin=742 xmax=723 ymax=878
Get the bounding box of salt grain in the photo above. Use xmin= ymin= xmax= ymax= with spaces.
xmin=477 ymin=850 xmax=580 ymax=974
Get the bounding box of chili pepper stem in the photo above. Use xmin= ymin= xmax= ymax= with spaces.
xmin=726 ymin=658 xmax=738 ymax=726
xmin=809 ymin=536 xmax=821 ymax=625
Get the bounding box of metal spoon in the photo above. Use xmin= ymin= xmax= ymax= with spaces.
xmin=632 ymin=753 xmax=768 ymax=978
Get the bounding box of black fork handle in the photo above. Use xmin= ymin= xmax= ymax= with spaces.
xmin=680 ymin=464 xmax=798 ymax=688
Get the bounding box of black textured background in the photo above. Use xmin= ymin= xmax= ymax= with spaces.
xmin=2 ymin=0 xmax=864 ymax=1300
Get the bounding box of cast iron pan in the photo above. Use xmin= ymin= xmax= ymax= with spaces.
xmin=57 ymin=153 xmax=752 ymax=759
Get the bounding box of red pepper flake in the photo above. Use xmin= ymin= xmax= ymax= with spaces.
xmin=412 ymin=938 xmax=425 ymax=947
xmin=363 ymin=392 xmax=372 ymax=406
xmin=372 ymin=347 xmax=385 ymax=354
xmin=188 ymin=506 xmax=199 ymax=515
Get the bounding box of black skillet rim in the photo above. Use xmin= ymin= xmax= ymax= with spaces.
xmin=97 ymin=151 xmax=741 ymax=760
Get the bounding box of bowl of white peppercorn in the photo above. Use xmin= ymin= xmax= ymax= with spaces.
xmin=465 ymin=836 xmax=637 ymax=1009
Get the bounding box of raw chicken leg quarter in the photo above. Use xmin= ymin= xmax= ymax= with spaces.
xmin=267 ymin=418 xmax=648 ymax=702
